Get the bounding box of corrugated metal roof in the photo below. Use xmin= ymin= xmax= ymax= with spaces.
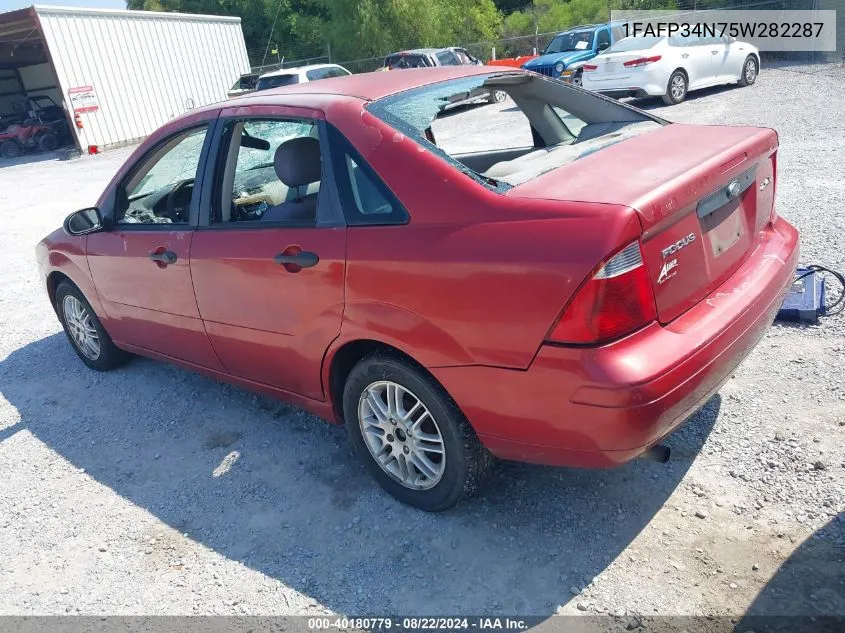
xmin=33 ymin=4 xmax=242 ymax=23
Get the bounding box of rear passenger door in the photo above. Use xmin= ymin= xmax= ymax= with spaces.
xmin=189 ymin=107 xmax=346 ymax=400
xmin=679 ymin=36 xmax=714 ymax=89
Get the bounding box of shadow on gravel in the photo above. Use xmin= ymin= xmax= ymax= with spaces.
xmin=0 ymin=150 xmax=66 ymax=169
xmin=734 ymin=511 xmax=845 ymax=631
xmin=0 ymin=333 xmax=720 ymax=616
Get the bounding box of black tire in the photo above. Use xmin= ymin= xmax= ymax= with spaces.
xmin=571 ymin=69 xmax=583 ymax=88
xmin=662 ymin=70 xmax=688 ymax=105
xmin=37 ymin=132 xmax=58 ymax=152
xmin=1 ymin=140 xmax=21 ymax=158
xmin=55 ymin=281 xmax=130 ymax=371
xmin=739 ymin=55 xmax=758 ymax=87
xmin=343 ymin=353 xmax=494 ymax=511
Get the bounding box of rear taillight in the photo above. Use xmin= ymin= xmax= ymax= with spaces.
xmin=623 ymin=55 xmax=662 ymax=68
xmin=583 ymin=64 xmax=598 ymax=72
xmin=547 ymin=242 xmax=657 ymax=345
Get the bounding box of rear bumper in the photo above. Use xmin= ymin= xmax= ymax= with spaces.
xmin=583 ymin=68 xmax=666 ymax=97
xmin=431 ymin=218 xmax=799 ymax=468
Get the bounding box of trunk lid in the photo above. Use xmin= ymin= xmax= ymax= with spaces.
xmin=507 ymin=123 xmax=778 ymax=323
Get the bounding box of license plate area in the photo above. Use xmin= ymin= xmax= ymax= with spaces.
xmin=701 ymin=198 xmax=744 ymax=257
xmin=604 ymin=62 xmax=616 ymax=73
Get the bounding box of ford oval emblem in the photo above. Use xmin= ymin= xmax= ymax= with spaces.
xmin=727 ymin=180 xmax=741 ymax=198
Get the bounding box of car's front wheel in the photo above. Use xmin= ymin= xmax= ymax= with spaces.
xmin=55 ymin=281 xmax=130 ymax=371
xmin=662 ymin=70 xmax=688 ymax=105
xmin=739 ymin=55 xmax=758 ymax=87
xmin=343 ymin=353 xmax=494 ymax=511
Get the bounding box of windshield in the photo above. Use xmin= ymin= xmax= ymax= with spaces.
xmin=367 ymin=72 xmax=662 ymax=189
xmin=256 ymin=74 xmax=298 ymax=91
xmin=605 ymin=36 xmax=663 ymax=53
xmin=544 ymin=30 xmax=595 ymax=54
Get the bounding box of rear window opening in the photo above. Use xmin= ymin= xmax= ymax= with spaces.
xmin=605 ymin=36 xmax=664 ymax=53
xmin=384 ymin=53 xmax=432 ymax=69
xmin=256 ymin=74 xmax=298 ymax=91
xmin=367 ymin=72 xmax=664 ymax=190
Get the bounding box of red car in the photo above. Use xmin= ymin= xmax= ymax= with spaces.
xmin=37 ymin=66 xmax=798 ymax=511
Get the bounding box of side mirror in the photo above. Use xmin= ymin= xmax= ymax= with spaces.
xmin=598 ymin=41 xmax=610 ymax=51
xmin=64 ymin=207 xmax=103 ymax=235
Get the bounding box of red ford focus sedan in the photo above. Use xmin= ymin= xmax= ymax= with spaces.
xmin=36 ymin=66 xmax=798 ymax=510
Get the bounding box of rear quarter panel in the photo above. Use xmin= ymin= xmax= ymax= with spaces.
xmin=327 ymin=103 xmax=643 ymax=369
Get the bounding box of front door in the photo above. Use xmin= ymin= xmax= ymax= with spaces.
xmin=704 ymin=36 xmax=730 ymax=82
xmin=87 ymin=123 xmax=225 ymax=370
xmin=190 ymin=113 xmax=346 ymax=400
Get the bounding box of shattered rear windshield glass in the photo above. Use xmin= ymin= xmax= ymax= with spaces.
xmin=367 ymin=76 xmax=511 ymax=191
xmin=366 ymin=72 xmax=662 ymax=191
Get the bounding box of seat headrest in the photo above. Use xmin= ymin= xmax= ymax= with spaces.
xmin=274 ymin=136 xmax=321 ymax=188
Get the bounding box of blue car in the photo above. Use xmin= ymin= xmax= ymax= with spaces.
xmin=522 ymin=22 xmax=628 ymax=86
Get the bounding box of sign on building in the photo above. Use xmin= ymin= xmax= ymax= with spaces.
xmin=68 ymin=86 xmax=99 ymax=113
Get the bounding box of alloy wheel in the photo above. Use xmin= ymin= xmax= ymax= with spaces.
xmin=671 ymin=74 xmax=686 ymax=100
xmin=63 ymin=295 xmax=100 ymax=360
xmin=745 ymin=59 xmax=757 ymax=84
xmin=358 ymin=380 xmax=446 ymax=490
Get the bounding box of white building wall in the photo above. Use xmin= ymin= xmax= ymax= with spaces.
xmin=35 ymin=5 xmax=250 ymax=149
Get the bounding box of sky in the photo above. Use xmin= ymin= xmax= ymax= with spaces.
xmin=0 ymin=0 xmax=126 ymax=11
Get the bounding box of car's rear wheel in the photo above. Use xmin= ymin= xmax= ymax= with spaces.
xmin=55 ymin=281 xmax=129 ymax=371
xmin=571 ymin=70 xmax=583 ymax=88
xmin=343 ymin=353 xmax=494 ymax=511
xmin=739 ymin=56 xmax=758 ymax=86
xmin=662 ymin=70 xmax=688 ymax=105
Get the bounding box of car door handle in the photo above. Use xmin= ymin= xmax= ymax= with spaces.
xmin=149 ymin=249 xmax=177 ymax=265
xmin=274 ymin=251 xmax=319 ymax=268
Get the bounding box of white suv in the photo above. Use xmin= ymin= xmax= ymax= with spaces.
xmin=255 ymin=64 xmax=352 ymax=91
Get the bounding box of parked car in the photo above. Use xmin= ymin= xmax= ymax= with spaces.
xmin=581 ymin=34 xmax=760 ymax=105
xmin=227 ymin=73 xmax=259 ymax=99
xmin=383 ymin=48 xmax=506 ymax=105
xmin=523 ymin=22 xmax=627 ymax=86
xmin=38 ymin=66 xmax=798 ymax=511
xmin=383 ymin=47 xmax=482 ymax=70
xmin=255 ymin=64 xmax=351 ymax=91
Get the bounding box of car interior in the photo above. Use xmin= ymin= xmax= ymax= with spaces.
xmin=119 ymin=128 xmax=207 ymax=224
xmin=219 ymin=121 xmax=323 ymax=223
xmin=393 ymin=73 xmax=663 ymax=187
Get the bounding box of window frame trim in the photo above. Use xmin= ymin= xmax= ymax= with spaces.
xmin=197 ymin=113 xmax=346 ymax=231
xmin=323 ymin=122 xmax=410 ymax=227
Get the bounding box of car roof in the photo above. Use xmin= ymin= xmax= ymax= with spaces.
xmin=245 ymin=65 xmax=503 ymax=102
xmin=387 ymin=48 xmax=450 ymax=56
xmin=259 ymin=63 xmax=344 ymax=79
xmin=177 ymin=66 xmax=516 ymax=126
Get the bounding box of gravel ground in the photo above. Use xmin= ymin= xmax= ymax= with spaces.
xmin=0 ymin=62 xmax=843 ymax=623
